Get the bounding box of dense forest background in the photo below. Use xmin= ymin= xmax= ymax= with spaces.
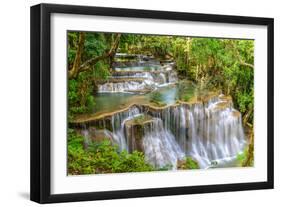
xmin=67 ymin=32 xmax=254 ymax=174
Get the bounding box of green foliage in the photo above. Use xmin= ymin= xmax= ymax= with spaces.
xmin=236 ymin=89 xmax=254 ymax=114
xmin=157 ymin=164 xmax=173 ymax=171
xmin=68 ymin=79 xmax=79 ymax=104
xmin=184 ymin=157 xmax=199 ymax=169
xmin=86 ymin=95 xmax=95 ymax=110
xmin=171 ymin=37 xmax=190 ymax=75
xmin=83 ymin=33 xmax=107 ymax=61
xmin=237 ymin=149 xmax=247 ymax=164
xmin=149 ymin=91 xmax=166 ymax=107
xmin=177 ymin=157 xmax=199 ymax=170
xmin=132 ymin=115 xmax=146 ymax=124
xmin=68 ymin=71 xmax=95 ymax=118
xmin=67 ymin=32 xmax=118 ymax=117
xmin=141 ymin=36 xmax=172 ymax=58
xmin=177 ymin=81 xmax=195 ymax=102
xmin=237 ymin=146 xmax=254 ymax=167
xmin=118 ymin=35 xmax=254 ymax=124
xmin=150 ymin=91 xmax=162 ymax=102
xmin=68 ymin=32 xmax=112 ymax=80
xmin=187 ymin=38 xmax=254 ymax=124
xmin=119 ymin=34 xmax=172 ymax=58
xmin=92 ymin=60 xmax=111 ymax=80
xmin=237 ymin=135 xmax=254 ymax=167
xmin=119 ymin=34 xmax=143 ymax=53
xmin=68 ymin=129 xmax=154 ymax=175
xmin=67 ymin=32 xmax=79 ymax=67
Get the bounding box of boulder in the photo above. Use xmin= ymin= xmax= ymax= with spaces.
xmin=80 ymin=127 xmax=116 ymax=149
xmin=88 ymin=127 xmax=115 ymax=143
xmin=124 ymin=114 xmax=154 ymax=153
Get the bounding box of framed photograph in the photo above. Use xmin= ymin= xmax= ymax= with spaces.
xmin=30 ymin=3 xmax=274 ymax=203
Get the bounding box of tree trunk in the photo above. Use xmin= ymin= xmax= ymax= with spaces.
xmin=243 ymin=107 xmax=253 ymax=126
xmin=69 ymin=32 xmax=85 ymax=79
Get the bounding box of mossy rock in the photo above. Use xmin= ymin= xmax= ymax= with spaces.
xmin=125 ymin=114 xmax=153 ymax=126
xmin=81 ymin=127 xmax=116 ymax=146
xmin=124 ymin=115 xmax=154 ymax=153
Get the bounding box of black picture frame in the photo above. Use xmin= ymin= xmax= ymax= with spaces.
xmin=30 ymin=3 xmax=274 ymax=204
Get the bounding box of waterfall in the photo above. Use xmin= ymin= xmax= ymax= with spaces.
xmin=142 ymin=118 xmax=185 ymax=169
xmin=167 ymin=71 xmax=178 ymax=83
xmin=81 ymin=94 xmax=246 ymax=170
xmin=98 ymin=81 xmax=153 ymax=93
xmin=97 ymin=72 xmax=174 ymax=93
xmin=148 ymin=105 xmax=188 ymax=151
xmin=97 ymin=105 xmax=186 ymax=169
xmin=143 ymin=118 xmax=185 ymax=169
xmin=97 ymin=61 xmax=176 ymax=93
xmin=134 ymin=72 xmax=154 ymax=80
xmin=142 ymin=96 xmax=246 ymax=169
xmin=177 ymin=99 xmax=245 ymax=169
xmin=111 ymin=106 xmax=142 ymax=151
xmin=158 ymin=73 xmax=167 ymax=85
xmin=85 ymin=53 xmax=247 ymax=170
xmin=81 ymin=127 xmax=91 ymax=149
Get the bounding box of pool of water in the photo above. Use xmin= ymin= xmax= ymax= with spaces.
xmin=92 ymin=82 xmax=196 ymax=115
xmin=93 ymin=92 xmax=145 ymax=114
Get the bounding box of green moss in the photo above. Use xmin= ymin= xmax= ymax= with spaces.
xmin=128 ymin=114 xmax=152 ymax=125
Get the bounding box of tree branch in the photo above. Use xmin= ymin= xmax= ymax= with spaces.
xmin=69 ymin=33 xmax=121 ymax=79
xmin=239 ymin=61 xmax=254 ymax=69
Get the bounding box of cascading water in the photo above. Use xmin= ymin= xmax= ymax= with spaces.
xmin=158 ymin=97 xmax=246 ymax=169
xmin=97 ymin=71 xmax=176 ymax=93
xmin=81 ymin=127 xmax=91 ymax=149
xmin=188 ymin=97 xmax=246 ymax=169
xmin=110 ymin=106 xmax=141 ymax=151
xmin=81 ymin=53 xmax=247 ymax=170
xmin=85 ymin=94 xmax=246 ymax=169
xmin=98 ymin=81 xmax=153 ymax=93
xmin=142 ymin=118 xmax=185 ymax=169
xmin=87 ymin=104 xmax=186 ymax=168
xmin=97 ymin=54 xmax=177 ymax=93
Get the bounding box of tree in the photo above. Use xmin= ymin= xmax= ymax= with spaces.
xmin=68 ymin=33 xmax=121 ymax=79
xmin=69 ymin=32 xmax=85 ymax=79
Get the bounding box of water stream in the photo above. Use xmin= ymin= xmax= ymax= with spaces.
xmin=81 ymin=54 xmax=247 ymax=170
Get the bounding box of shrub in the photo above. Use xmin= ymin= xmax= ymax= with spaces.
xmin=149 ymin=91 xmax=166 ymax=106
xmin=185 ymin=157 xmax=199 ymax=169
xmin=177 ymin=81 xmax=195 ymax=102
xmin=67 ymin=129 xmax=154 ymax=175
xmin=237 ymin=144 xmax=254 ymax=167
xmin=178 ymin=157 xmax=199 ymax=170
xmin=68 ymin=71 xmax=96 ymax=120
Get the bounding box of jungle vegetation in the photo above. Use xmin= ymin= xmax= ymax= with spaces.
xmin=67 ymin=32 xmax=254 ymax=174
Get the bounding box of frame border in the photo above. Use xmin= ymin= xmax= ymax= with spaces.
xmin=30 ymin=3 xmax=274 ymax=203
